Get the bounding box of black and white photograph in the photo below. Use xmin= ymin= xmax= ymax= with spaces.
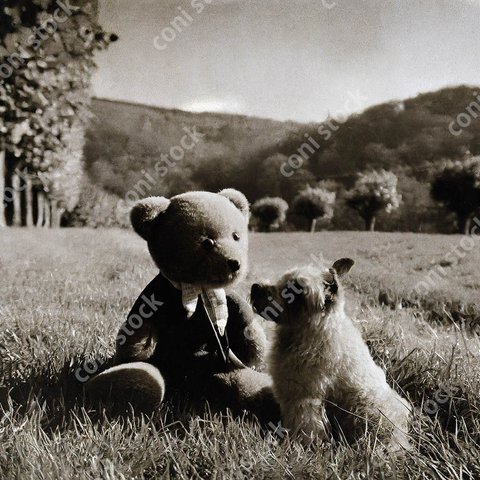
xmin=1 ymin=0 xmax=480 ymax=478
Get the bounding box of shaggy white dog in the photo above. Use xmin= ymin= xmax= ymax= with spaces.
xmin=251 ymin=258 xmax=411 ymax=450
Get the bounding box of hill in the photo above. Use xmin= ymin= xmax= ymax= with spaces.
xmin=83 ymin=86 xmax=480 ymax=231
xmin=84 ymin=98 xmax=303 ymax=198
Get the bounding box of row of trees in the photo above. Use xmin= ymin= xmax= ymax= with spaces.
xmin=0 ymin=0 xmax=115 ymax=228
xmin=251 ymin=170 xmax=401 ymax=232
xmin=431 ymin=156 xmax=480 ymax=234
xmin=67 ymin=156 xmax=480 ymax=234
xmin=251 ymin=157 xmax=480 ymax=234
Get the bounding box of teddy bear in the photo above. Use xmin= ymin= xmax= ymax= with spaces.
xmin=87 ymin=189 xmax=279 ymax=421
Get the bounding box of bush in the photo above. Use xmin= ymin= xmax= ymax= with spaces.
xmin=292 ymin=186 xmax=335 ymax=232
xmin=345 ymin=170 xmax=401 ymax=231
xmin=64 ymin=179 xmax=130 ymax=228
xmin=250 ymin=197 xmax=289 ymax=232
xmin=431 ymin=156 xmax=480 ymax=234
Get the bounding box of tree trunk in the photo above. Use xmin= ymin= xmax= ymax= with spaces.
xmin=12 ymin=172 xmax=21 ymax=227
xmin=51 ymin=199 xmax=61 ymax=228
xmin=366 ymin=216 xmax=376 ymax=232
xmin=36 ymin=190 xmax=45 ymax=227
xmin=458 ymin=214 xmax=472 ymax=235
xmin=44 ymin=196 xmax=51 ymax=228
xmin=310 ymin=218 xmax=317 ymax=233
xmin=25 ymin=175 xmax=33 ymax=227
xmin=0 ymin=150 xmax=5 ymax=228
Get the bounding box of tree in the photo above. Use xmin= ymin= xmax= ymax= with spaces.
xmin=345 ymin=170 xmax=401 ymax=231
xmin=0 ymin=0 xmax=116 ymax=227
xmin=45 ymin=120 xmax=86 ymax=226
xmin=0 ymin=147 xmax=5 ymax=227
xmin=251 ymin=197 xmax=288 ymax=232
xmin=292 ymin=185 xmax=335 ymax=232
xmin=252 ymin=153 xmax=316 ymax=203
xmin=431 ymin=157 xmax=480 ymax=234
xmin=66 ymin=177 xmax=129 ymax=228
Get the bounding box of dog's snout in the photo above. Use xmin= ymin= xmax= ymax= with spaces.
xmin=251 ymin=283 xmax=262 ymax=297
xmin=227 ymin=259 xmax=241 ymax=272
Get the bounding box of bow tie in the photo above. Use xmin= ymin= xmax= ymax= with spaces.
xmin=166 ymin=277 xmax=229 ymax=336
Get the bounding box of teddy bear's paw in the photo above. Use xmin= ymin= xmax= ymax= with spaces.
xmin=85 ymin=362 xmax=165 ymax=415
xmin=193 ymin=368 xmax=280 ymax=424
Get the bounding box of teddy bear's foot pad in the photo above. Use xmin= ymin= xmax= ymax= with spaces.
xmin=85 ymin=362 xmax=165 ymax=415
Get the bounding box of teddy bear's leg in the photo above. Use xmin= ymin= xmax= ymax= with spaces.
xmin=191 ymin=368 xmax=281 ymax=425
xmin=226 ymin=294 xmax=267 ymax=369
xmin=85 ymin=362 xmax=165 ymax=414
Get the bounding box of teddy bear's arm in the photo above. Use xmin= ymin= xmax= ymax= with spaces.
xmin=113 ymin=276 xmax=165 ymax=365
xmin=226 ymin=293 xmax=267 ymax=369
xmin=114 ymin=319 xmax=158 ymax=365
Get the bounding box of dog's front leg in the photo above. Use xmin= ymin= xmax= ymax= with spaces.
xmin=283 ymin=399 xmax=330 ymax=445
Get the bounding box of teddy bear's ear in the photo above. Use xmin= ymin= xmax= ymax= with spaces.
xmin=130 ymin=196 xmax=170 ymax=241
xmin=218 ymin=188 xmax=249 ymax=218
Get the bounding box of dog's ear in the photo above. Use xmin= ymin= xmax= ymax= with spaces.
xmin=130 ymin=196 xmax=170 ymax=241
xmin=331 ymin=258 xmax=354 ymax=277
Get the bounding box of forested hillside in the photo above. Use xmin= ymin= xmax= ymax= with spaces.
xmin=84 ymin=86 xmax=480 ymax=231
xmin=84 ymin=99 xmax=303 ymax=199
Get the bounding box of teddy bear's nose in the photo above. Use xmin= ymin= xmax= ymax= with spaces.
xmin=227 ymin=259 xmax=241 ymax=272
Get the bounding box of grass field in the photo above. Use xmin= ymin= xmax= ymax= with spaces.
xmin=1 ymin=229 xmax=479 ymax=479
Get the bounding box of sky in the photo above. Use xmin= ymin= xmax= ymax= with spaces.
xmin=92 ymin=0 xmax=480 ymax=123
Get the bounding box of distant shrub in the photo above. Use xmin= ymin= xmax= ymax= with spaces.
xmin=431 ymin=156 xmax=480 ymax=234
xmin=345 ymin=170 xmax=401 ymax=231
xmin=64 ymin=180 xmax=130 ymax=228
xmin=292 ymin=186 xmax=335 ymax=232
xmin=251 ymin=197 xmax=289 ymax=232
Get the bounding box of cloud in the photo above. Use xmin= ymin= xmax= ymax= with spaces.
xmin=180 ymin=97 xmax=246 ymax=115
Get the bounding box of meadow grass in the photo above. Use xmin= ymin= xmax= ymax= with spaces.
xmin=0 ymin=229 xmax=479 ymax=479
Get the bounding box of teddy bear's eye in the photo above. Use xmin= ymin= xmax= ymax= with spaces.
xmin=202 ymin=238 xmax=216 ymax=251
xmin=233 ymin=232 xmax=240 ymax=241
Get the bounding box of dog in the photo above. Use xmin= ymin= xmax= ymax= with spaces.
xmin=250 ymin=258 xmax=411 ymax=450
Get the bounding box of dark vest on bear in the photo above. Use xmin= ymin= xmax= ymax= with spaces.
xmin=126 ymin=273 xmax=235 ymax=385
